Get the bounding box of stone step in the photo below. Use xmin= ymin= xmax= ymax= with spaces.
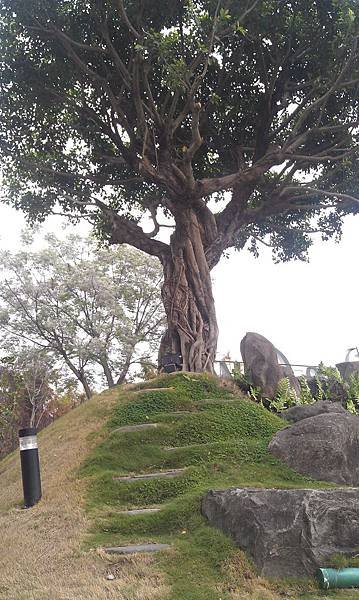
xmin=118 ymin=508 xmax=161 ymax=516
xmin=113 ymin=468 xmax=186 ymax=482
xmin=195 ymin=398 xmax=236 ymax=406
xmin=135 ymin=387 xmax=175 ymax=394
xmin=164 ymin=444 xmax=204 ymax=452
xmin=103 ymin=543 xmax=170 ymax=555
xmin=159 ymin=410 xmax=193 ymax=416
xmin=111 ymin=423 xmax=159 ymax=434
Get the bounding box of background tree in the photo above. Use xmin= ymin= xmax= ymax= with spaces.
xmin=0 ymin=0 xmax=358 ymax=372
xmin=0 ymin=349 xmax=83 ymax=459
xmin=0 ymin=235 xmax=165 ymax=397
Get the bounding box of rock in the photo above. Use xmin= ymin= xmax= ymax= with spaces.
xmin=240 ymin=332 xmax=300 ymax=398
xmin=113 ymin=468 xmax=186 ymax=482
xmin=269 ymin=412 xmax=359 ymax=485
xmin=337 ymin=361 xmax=359 ymax=382
xmin=202 ymin=487 xmax=359 ymax=577
xmin=280 ymin=400 xmax=347 ymax=423
xmin=103 ymin=543 xmax=171 ymax=555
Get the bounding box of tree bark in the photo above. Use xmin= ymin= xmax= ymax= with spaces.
xmin=78 ymin=374 xmax=92 ymax=400
xmin=160 ymin=208 xmax=219 ymax=373
xmin=100 ymin=358 xmax=115 ymax=388
xmin=116 ymin=351 xmax=134 ymax=385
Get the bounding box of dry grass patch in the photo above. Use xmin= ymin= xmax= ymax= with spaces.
xmin=0 ymin=387 xmax=168 ymax=600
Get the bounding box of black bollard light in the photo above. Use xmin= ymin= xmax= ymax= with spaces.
xmin=19 ymin=427 xmax=42 ymax=508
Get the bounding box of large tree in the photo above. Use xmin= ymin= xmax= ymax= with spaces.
xmin=0 ymin=0 xmax=358 ymax=372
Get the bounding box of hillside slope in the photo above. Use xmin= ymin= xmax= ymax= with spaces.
xmin=0 ymin=373 xmax=357 ymax=600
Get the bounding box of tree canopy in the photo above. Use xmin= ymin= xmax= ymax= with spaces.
xmin=0 ymin=0 xmax=358 ymax=371
xmin=0 ymin=235 xmax=165 ymax=395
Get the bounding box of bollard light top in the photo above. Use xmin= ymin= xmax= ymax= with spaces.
xmin=19 ymin=427 xmax=37 ymax=438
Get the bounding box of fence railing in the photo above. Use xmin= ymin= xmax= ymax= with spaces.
xmin=214 ymin=360 xmax=319 ymax=379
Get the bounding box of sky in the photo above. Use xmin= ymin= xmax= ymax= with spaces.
xmin=0 ymin=203 xmax=357 ymax=370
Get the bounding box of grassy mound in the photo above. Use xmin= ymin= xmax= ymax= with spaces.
xmin=81 ymin=373 xmax=354 ymax=600
xmin=0 ymin=373 xmax=356 ymax=600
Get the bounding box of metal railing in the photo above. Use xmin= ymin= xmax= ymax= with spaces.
xmin=214 ymin=360 xmax=319 ymax=379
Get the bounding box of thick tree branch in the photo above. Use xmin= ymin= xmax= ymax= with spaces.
xmin=281 ymin=186 xmax=359 ymax=206
xmin=95 ymin=200 xmax=170 ymax=259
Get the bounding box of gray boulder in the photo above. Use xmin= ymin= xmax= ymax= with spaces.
xmin=202 ymin=487 xmax=359 ymax=577
xmin=240 ymin=332 xmax=299 ymax=398
xmin=280 ymin=400 xmax=346 ymax=423
xmin=337 ymin=361 xmax=359 ymax=382
xmin=269 ymin=412 xmax=359 ymax=485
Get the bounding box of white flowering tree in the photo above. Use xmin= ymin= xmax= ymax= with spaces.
xmin=0 ymin=235 xmax=165 ymax=398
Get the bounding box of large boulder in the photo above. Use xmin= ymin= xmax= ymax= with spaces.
xmin=240 ymin=332 xmax=299 ymax=398
xmin=280 ymin=400 xmax=346 ymax=423
xmin=202 ymin=487 xmax=359 ymax=577
xmin=337 ymin=361 xmax=359 ymax=382
xmin=269 ymin=412 xmax=359 ymax=485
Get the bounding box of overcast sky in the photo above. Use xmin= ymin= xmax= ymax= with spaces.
xmin=0 ymin=203 xmax=357 ymax=369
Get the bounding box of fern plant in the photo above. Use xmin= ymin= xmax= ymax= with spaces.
xmin=298 ymin=376 xmax=314 ymax=405
xmin=269 ymin=378 xmax=298 ymax=412
xmin=347 ymin=373 xmax=359 ymax=414
xmin=317 ymin=362 xmax=343 ymax=383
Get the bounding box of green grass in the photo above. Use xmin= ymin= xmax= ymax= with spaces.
xmin=81 ymin=372 xmax=353 ymax=600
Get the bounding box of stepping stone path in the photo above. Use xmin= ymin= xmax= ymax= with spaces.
xmin=100 ymin=398 xmax=230 ymax=559
xmin=103 ymin=543 xmax=170 ymax=555
xmin=113 ymin=468 xmax=186 ymax=482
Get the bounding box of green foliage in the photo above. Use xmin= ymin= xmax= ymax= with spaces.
xmin=298 ymin=376 xmax=314 ymax=405
xmin=0 ymin=0 xmax=358 ymax=266
xmin=313 ymin=363 xmax=358 ymax=414
xmin=317 ymin=362 xmax=342 ymax=382
xmin=327 ymin=553 xmax=359 ymax=569
xmin=347 ymin=373 xmax=359 ymax=405
xmin=269 ymin=377 xmax=299 ymax=412
xmin=0 ymin=234 xmax=165 ymax=394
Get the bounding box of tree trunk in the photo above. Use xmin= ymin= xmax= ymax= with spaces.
xmin=100 ymin=358 xmax=115 ymax=388
xmin=116 ymin=350 xmax=134 ymax=385
xmin=160 ymin=208 xmax=219 ymax=373
xmin=79 ymin=374 xmax=92 ymax=400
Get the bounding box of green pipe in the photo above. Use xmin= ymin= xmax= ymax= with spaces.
xmin=316 ymin=568 xmax=359 ymax=590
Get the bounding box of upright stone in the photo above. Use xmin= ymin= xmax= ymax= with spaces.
xmin=240 ymin=332 xmax=299 ymax=398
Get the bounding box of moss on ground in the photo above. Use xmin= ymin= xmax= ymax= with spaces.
xmin=81 ymin=372 xmax=353 ymax=600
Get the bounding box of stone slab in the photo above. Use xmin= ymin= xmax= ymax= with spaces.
xmin=111 ymin=423 xmax=159 ymax=434
xmin=103 ymin=543 xmax=170 ymax=555
xmin=114 ymin=468 xmax=186 ymax=482
xmin=119 ymin=508 xmax=160 ymax=515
